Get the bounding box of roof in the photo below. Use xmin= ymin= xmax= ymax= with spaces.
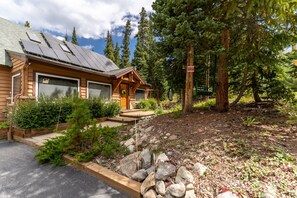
xmin=0 ymin=17 xmax=47 ymax=66
xmin=0 ymin=17 xmax=118 ymax=73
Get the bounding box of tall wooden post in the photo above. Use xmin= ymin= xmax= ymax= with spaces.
xmin=216 ymin=28 xmax=230 ymax=112
xmin=183 ymin=45 xmax=194 ymax=113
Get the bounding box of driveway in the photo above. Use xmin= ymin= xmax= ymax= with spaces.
xmin=0 ymin=141 xmax=130 ymax=198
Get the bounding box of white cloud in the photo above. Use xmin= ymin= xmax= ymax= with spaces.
xmin=82 ymin=45 xmax=94 ymax=50
xmin=0 ymin=0 xmax=154 ymax=39
xmin=53 ymin=35 xmax=64 ymax=41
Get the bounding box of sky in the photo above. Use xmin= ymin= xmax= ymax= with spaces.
xmin=0 ymin=0 xmax=155 ymax=57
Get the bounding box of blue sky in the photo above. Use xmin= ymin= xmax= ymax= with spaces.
xmin=0 ymin=0 xmax=154 ymax=60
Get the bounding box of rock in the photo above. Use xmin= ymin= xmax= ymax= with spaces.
xmin=186 ymin=183 xmax=194 ymax=190
xmin=124 ymin=138 xmax=135 ymax=147
xmin=175 ymin=166 xmax=194 ymax=185
xmin=157 ymin=195 xmax=164 ymax=198
xmin=141 ymin=172 xmax=156 ymax=195
xmin=217 ymin=191 xmax=239 ymax=198
xmin=155 ymin=162 xmax=176 ymax=180
xmin=145 ymin=126 xmax=154 ymax=133
xmin=137 ymin=134 xmax=149 ymax=147
xmin=264 ymin=185 xmax=277 ymax=198
xmin=132 ymin=169 xmax=148 ymax=182
xmin=164 ymin=193 xmax=174 ymax=198
xmin=141 ymin=148 xmax=152 ymax=169
xmin=150 ymin=137 xmax=158 ymax=144
xmin=146 ymin=166 xmax=155 ymax=175
xmin=193 ymin=162 xmax=207 ymax=176
xmin=156 ymin=181 xmax=166 ymax=196
xmin=185 ymin=190 xmax=196 ymax=198
xmin=127 ymin=145 xmax=135 ymax=153
xmin=120 ymin=151 xmax=141 ymax=178
xmin=166 ymin=182 xmax=186 ymax=198
xmin=169 ymin=135 xmax=177 ymax=140
xmin=166 ymin=133 xmax=170 ymax=136
xmin=143 ymin=189 xmax=157 ymax=198
xmin=156 ymin=153 xmax=169 ymax=164
xmin=167 ymin=151 xmax=173 ymax=156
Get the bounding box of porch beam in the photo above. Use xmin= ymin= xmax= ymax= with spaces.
xmin=131 ymin=82 xmax=141 ymax=93
xmin=113 ymin=77 xmax=123 ymax=92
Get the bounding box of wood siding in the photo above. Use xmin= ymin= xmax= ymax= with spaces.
xmin=0 ymin=66 xmax=11 ymax=118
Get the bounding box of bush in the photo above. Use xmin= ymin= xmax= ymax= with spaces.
xmin=36 ymin=96 xmax=125 ymax=165
xmin=136 ymin=98 xmax=158 ymax=110
xmin=0 ymin=121 xmax=9 ymax=129
xmin=12 ymin=97 xmax=120 ymax=129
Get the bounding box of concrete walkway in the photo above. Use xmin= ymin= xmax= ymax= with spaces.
xmin=0 ymin=140 xmax=130 ymax=198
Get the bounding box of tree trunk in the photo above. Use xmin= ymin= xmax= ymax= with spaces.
xmin=181 ymin=88 xmax=185 ymax=109
xmin=216 ymin=28 xmax=230 ymax=112
xmin=183 ymin=45 xmax=194 ymax=113
xmin=230 ymin=68 xmax=248 ymax=106
xmin=251 ymin=72 xmax=261 ymax=103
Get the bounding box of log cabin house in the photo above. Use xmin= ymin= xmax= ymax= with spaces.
xmin=0 ymin=17 xmax=150 ymax=120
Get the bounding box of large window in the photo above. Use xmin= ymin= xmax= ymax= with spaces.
xmin=11 ymin=73 xmax=21 ymax=103
xmin=87 ymin=81 xmax=111 ymax=101
xmin=36 ymin=73 xmax=79 ymax=98
xmin=135 ymin=89 xmax=146 ymax=101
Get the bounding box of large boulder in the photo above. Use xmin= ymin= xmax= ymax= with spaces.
xmin=141 ymin=148 xmax=152 ymax=169
xmin=166 ymin=182 xmax=186 ymax=198
xmin=120 ymin=151 xmax=141 ymax=178
xmin=141 ymin=172 xmax=156 ymax=195
xmin=155 ymin=162 xmax=176 ymax=181
xmin=175 ymin=166 xmax=194 ymax=185
xmin=132 ymin=169 xmax=148 ymax=182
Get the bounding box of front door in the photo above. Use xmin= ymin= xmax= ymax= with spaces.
xmin=120 ymin=84 xmax=129 ymax=109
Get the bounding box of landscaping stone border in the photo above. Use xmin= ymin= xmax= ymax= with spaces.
xmin=13 ymin=135 xmax=141 ymax=198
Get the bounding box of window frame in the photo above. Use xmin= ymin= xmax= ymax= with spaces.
xmin=35 ymin=72 xmax=80 ymax=100
xmin=11 ymin=73 xmax=21 ymax=103
xmin=135 ymin=88 xmax=146 ymax=101
xmin=87 ymin=80 xmax=112 ymax=100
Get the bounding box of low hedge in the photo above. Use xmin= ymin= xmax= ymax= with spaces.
xmin=12 ymin=97 xmax=120 ymax=129
xmin=136 ymin=98 xmax=158 ymax=110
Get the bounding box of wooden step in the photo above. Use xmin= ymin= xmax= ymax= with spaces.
xmin=107 ymin=116 xmax=139 ymax=124
xmin=120 ymin=111 xmax=155 ymax=118
xmin=120 ymin=109 xmax=143 ymax=114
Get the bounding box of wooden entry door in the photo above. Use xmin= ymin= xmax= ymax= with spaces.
xmin=120 ymin=84 xmax=129 ymax=109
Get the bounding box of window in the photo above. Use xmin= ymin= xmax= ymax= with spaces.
xmin=87 ymin=81 xmax=111 ymax=101
xmin=59 ymin=43 xmax=71 ymax=53
xmin=36 ymin=73 xmax=79 ymax=98
xmin=11 ymin=73 xmax=21 ymax=103
xmin=26 ymin=32 xmax=41 ymax=43
xmin=135 ymin=89 xmax=146 ymax=101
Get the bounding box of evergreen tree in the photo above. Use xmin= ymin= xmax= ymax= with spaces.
xmin=104 ymin=31 xmax=115 ymax=61
xmin=24 ymin=21 xmax=30 ymax=28
xmin=113 ymin=42 xmax=121 ymax=66
xmin=132 ymin=7 xmax=151 ymax=77
xmin=71 ymin=27 xmax=78 ymax=45
xmin=64 ymin=33 xmax=69 ymax=41
xmin=120 ymin=20 xmax=131 ymax=68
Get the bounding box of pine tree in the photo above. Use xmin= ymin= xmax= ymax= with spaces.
xmin=24 ymin=21 xmax=30 ymax=28
xmin=120 ymin=20 xmax=131 ymax=68
xmin=64 ymin=33 xmax=69 ymax=41
xmin=113 ymin=42 xmax=121 ymax=66
xmin=132 ymin=7 xmax=151 ymax=78
xmin=103 ymin=31 xmax=115 ymax=62
xmin=71 ymin=27 xmax=78 ymax=45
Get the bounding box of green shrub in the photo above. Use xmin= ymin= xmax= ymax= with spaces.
xmin=36 ymin=96 xmax=124 ymax=165
xmin=0 ymin=121 xmax=9 ymax=129
xmin=103 ymin=101 xmax=121 ymax=117
xmin=136 ymin=98 xmax=158 ymax=110
xmin=86 ymin=98 xmax=104 ymax=118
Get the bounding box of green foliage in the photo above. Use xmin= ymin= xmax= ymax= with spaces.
xmin=64 ymin=33 xmax=69 ymax=41
xmin=104 ymin=31 xmax=115 ymax=62
xmin=155 ymin=107 xmax=164 ymax=115
xmin=71 ymin=27 xmax=78 ymax=45
xmin=0 ymin=121 xmax=9 ymax=129
xmin=120 ymin=20 xmax=131 ymax=68
xmin=278 ymin=103 xmax=297 ymax=125
xmin=136 ymin=98 xmax=157 ymax=110
xmin=24 ymin=20 xmax=30 ymax=28
xmin=113 ymin=42 xmax=121 ymax=66
xmin=193 ymin=98 xmax=216 ymax=110
xmin=241 ymin=116 xmax=259 ymax=127
xmin=36 ymin=97 xmax=124 ymax=165
xmin=12 ymin=97 xmax=120 ymax=129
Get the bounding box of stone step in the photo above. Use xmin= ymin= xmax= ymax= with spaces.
xmin=120 ymin=111 xmax=155 ymax=118
xmin=97 ymin=121 xmax=127 ymax=128
xmin=107 ymin=116 xmax=139 ymax=124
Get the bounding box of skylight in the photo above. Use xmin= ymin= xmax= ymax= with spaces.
xmin=26 ymin=32 xmax=41 ymax=43
xmin=59 ymin=43 xmax=71 ymax=53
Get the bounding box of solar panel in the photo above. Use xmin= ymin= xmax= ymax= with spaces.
xmin=26 ymin=32 xmax=41 ymax=43
xmin=59 ymin=44 xmax=71 ymax=53
xmin=53 ymin=49 xmax=70 ymax=63
xmin=42 ymin=33 xmax=64 ymax=50
xmin=21 ymin=40 xmax=43 ymax=55
xmin=82 ymin=48 xmax=101 ymax=70
xmin=74 ymin=45 xmax=96 ymax=69
xmin=66 ymin=53 xmax=82 ymax=66
xmin=39 ymin=45 xmax=58 ymax=60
